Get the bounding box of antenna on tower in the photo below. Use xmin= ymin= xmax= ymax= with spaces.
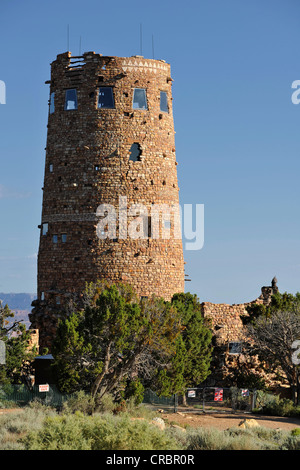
xmin=152 ymin=34 xmax=155 ymax=59
xmin=140 ymin=23 xmax=143 ymax=56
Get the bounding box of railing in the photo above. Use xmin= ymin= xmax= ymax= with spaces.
xmin=0 ymin=384 xmax=70 ymax=408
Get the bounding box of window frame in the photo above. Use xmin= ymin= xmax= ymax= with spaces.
xmin=42 ymin=223 xmax=48 ymax=236
xmin=160 ymin=91 xmax=169 ymax=113
xmin=132 ymin=88 xmax=148 ymax=110
xmin=64 ymin=88 xmax=78 ymax=111
xmin=49 ymin=92 xmax=55 ymax=114
xmin=97 ymin=86 xmax=115 ymax=109
xmin=228 ymin=342 xmax=242 ymax=355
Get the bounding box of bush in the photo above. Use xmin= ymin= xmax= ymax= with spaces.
xmin=255 ymin=391 xmax=300 ymax=417
xmin=23 ymin=412 xmax=180 ymax=450
xmin=184 ymin=426 xmax=297 ymax=451
xmin=62 ymin=391 xmax=95 ymax=415
xmin=0 ymin=406 xmax=56 ymax=450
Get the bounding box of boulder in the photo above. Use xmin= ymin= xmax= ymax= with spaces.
xmin=238 ymin=418 xmax=260 ymax=429
xmin=151 ymin=417 xmax=166 ymax=431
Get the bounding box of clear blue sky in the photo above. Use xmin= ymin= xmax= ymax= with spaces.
xmin=0 ymin=0 xmax=300 ymax=304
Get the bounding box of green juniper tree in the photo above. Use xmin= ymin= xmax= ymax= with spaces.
xmin=0 ymin=301 xmax=37 ymax=384
xmin=154 ymin=293 xmax=213 ymax=398
xmin=52 ymin=282 xmax=183 ymax=399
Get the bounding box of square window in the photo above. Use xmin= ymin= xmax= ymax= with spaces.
xmin=52 ymin=234 xmax=58 ymax=244
xmin=61 ymin=234 xmax=67 ymax=243
xmin=64 ymin=89 xmax=78 ymax=110
xmin=228 ymin=342 xmax=242 ymax=355
xmin=160 ymin=91 xmax=169 ymax=113
xmin=42 ymin=223 xmax=48 ymax=235
xmin=98 ymin=87 xmax=115 ymax=109
xmin=49 ymin=92 xmax=55 ymax=114
xmin=133 ymin=88 xmax=147 ymax=110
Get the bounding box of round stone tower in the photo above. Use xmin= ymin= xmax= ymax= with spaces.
xmin=30 ymin=51 xmax=185 ymax=351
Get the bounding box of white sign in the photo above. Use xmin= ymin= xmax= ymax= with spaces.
xmin=187 ymin=390 xmax=196 ymax=398
xmin=39 ymin=384 xmax=49 ymax=392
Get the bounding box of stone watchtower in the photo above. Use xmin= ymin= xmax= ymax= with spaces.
xmin=29 ymin=51 xmax=185 ymax=351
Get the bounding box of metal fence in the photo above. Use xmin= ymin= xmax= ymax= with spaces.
xmin=0 ymin=384 xmax=70 ymax=408
xmin=185 ymin=387 xmax=256 ymax=412
xmin=143 ymin=387 xmax=256 ymax=413
xmin=143 ymin=389 xmax=177 ymax=411
xmin=1 ymin=385 xmax=256 ymax=413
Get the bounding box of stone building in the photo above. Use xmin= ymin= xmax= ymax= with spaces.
xmin=29 ymin=51 xmax=185 ymax=351
xmin=201 ymin=277 xmax=281 ymax=388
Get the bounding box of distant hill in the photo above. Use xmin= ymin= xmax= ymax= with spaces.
xmin=0 ymin=293 xmax=36 ymax=310
xmin=0 ymin=293 xmax=36 ymax=329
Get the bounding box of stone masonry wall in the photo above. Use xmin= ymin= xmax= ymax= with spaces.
xmin=29 ymin=51 xmax=185 ymax=351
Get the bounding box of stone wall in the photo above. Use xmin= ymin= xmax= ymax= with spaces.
xmin=202 ymin=279 xmax=278 ymax=345
xmin=200 ymin=279 xmax=282 ymax=388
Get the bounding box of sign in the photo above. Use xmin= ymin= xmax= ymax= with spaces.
xmin=187 ymin=390 xmax=196 ymax=398
xmin=241 ymin=389 xmax=249 ymax=397
xmin=0 ymin=340 xmax=5 ymax=365
xmin=39 ymin=384 xmax=49 ymax=393
xmin=214 ymin=388 xmax=223 ymax=401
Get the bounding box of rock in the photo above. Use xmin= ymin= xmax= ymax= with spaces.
xmin=151 ymin=417 xmax=166 ymax=431
xmin=238 ymin=418 xmax=260 ymax=429
xmin=171 ymin=424 xmax=186 ymax=433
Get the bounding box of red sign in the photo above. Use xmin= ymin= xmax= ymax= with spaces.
xmin=39 ymin=384 xmax=49 ymax=392
xmin=214 ymin=388 xmax=223 ymax=401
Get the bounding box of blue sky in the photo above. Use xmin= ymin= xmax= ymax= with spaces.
xmin=0 ymin=0 xmax=300 ymax=304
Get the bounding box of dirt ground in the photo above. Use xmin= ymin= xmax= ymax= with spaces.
xmin=161 ymin=410 xmax=300 ymax=432
xmin=1 ymin=407 xmax=300 ymax=432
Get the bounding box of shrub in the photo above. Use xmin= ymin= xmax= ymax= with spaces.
xmin=255 ymin=391 xmax=300 ymax=417
xmin=291 ymin=428 xmax=300 ymax=436
xmin=23 ymin=412 xmax=180 ymax=450
xmin=62 ymin=391 xmax=95 ymax=415
xmin=0 ymin=406 xmax=56 ymax=450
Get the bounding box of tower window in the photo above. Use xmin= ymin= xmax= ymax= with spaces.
xmin=42 ymin=223 xmax=48 ymax=235
xmin=160 ymin=91 xmax=168 ymax=113
xmin=62 ymin=234 xmax=67 ymax=243
xmin=98 ymin=87 xmax=115 ymax=109
xmin=133 ymin=88 xmax=147 ymax=110
xmin=49 ymin=164 xmax=53 ymax=173
xmin=64 ymin=89 xmax=78 ymax=110
xmin=49 ymin=92 xmax=55 ymax=114
xmin=129 ymin=143 xmax=142 ymax=162
xmin=228 ymin=342 xmax=242 ymax=355
xmin=52 ymin=234 xmax=58 ymax=244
